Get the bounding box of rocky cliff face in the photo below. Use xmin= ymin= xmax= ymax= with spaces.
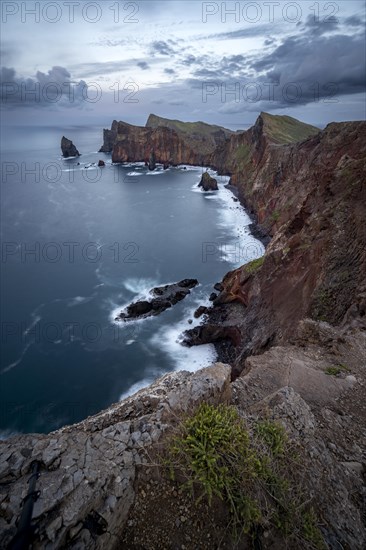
xmin=101 ymin=114 xmax=234 ymax=166
xmin=101 ymin=112 xmax=319 ymax=172
xmin=192 ymin=120 xmax=366 ymax=376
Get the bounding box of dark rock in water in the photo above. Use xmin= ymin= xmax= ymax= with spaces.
xmin=116 ymin=279 xmax=198 ymax=321
xmin=182 ymin=324 xmax=241 ymax=347
xmin=163 ymin=162 xmax=170 ymax=170
xmin=198 ymin=171 xmax=218 ymax=191
xmin=188 ymin=319 xmax=193 ymax=324
xmin=194 ymin=306 xmax=208 ymax=319
xmin=209 ymin=292 xmax=218 ymax=302
xmin=214 ymin=282 xmax=223 ymax=292
xmin=61 ymin=136 xmax=80 ymax=158
xmin=98 ymin=160 xmax=106 ymax=167
xmin=125 ymin=300 xmax=152 ymax=317
xmin=148 ymin=150 xmax=156 ymax=171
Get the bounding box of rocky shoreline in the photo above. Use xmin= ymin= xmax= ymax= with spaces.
xmin=1 ymin=113 xmax=365 ymax=549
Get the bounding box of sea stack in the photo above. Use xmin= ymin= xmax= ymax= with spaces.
xmin=61 ymin=136 xmax=80 ymax=158
xmin=199 ymin=171 xmax=218 ymax=191
xmin=148 ymin=150 xmax=156 ymax=171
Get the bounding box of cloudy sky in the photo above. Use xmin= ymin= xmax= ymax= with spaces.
xmin=1 ymin=0 xmax=365 ymax=129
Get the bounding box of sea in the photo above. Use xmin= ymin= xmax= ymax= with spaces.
xmin=0 ymin=124 xmax=264 ymax=436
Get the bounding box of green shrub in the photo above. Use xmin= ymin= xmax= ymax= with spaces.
xmin=165 ymin=403 xmax=325 ymax=546
xmin=325 ymin=364 xmax=350 ymax=376
xmin=245 ymin=256 xmax=264 ymax=275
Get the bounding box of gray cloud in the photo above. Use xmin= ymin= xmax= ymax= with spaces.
xmin=304 ymin=14 xmax=339 ymax=35
xmin=137 ymin=61 xmax=149 ymax=70
xmin=0 ymin=66 xmax=89 ymax=109
xmin=150 ymin=40 xmax=176 ymax=56
xmin=345 ymin=15 xmax=365 ymax=27
xmin=250 ymin=33 xmax=365 ymax=103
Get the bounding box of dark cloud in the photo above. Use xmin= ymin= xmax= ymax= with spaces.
xmin=137 ymin=61 xmax=149 ymax=70
xmin=345 ymin=15 xmax=365 ymax=27
xmin=304 ymin=14 xmax=339 ymax=35
xmin=249 ymin=33 xmax=365 ymax=106
xmin=0 ymin=66 xmax=89 ymax=109
xmin=150 ymin=40 xmax=175 ymax=56
xmin=164 ymin=68 xmax=176 ymax=75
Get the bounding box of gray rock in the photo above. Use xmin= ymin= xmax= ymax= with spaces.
xmin=0 ymin=363 xmax=231 ymax=549
xmin=61 ymin=136 xmax=80 ymax=158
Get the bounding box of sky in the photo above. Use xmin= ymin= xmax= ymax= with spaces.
xmin=0 ymin=0 xmax=365 ymax=129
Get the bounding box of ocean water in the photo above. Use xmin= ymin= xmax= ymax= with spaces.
xmin=0 ymin=125 xmax=264 ymax=436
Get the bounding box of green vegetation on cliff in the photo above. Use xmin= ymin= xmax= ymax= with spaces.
xmin=165 ymin=402 xmax=325 ymax=547
xmin=146 ymin=113 xmax=233 ymax=138
xmin=260 ymin=112 xmax=320 ymax=144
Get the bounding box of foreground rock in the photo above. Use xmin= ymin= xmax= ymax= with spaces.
xmin=116 ymin=279 xmax=198 ymax=321
xmin=0 ymin=364 xmax=231 ymax=549
xmin=198 ymin=171 xmax=218 ymax=191
xmin=61 ymin=136 xmax=80 ymax=158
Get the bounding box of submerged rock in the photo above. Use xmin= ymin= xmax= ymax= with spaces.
xmin=198 ymin=171 xmax=218 ymax=191
xmin=116 ymin=279 xmax=198 ymax=321
xmin=61 ymin=136 xmax=80 ymax=158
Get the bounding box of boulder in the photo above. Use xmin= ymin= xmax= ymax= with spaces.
xmin=61 ymin=136 xmax=80 ymax=158
xmin=198 ymin=171 xmax=218 ymax=191
xmin=98 ymin=160 xmax=105 ymax=167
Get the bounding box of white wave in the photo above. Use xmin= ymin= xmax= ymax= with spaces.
xmin=123 ymin=277 xmax=159 ymax=296
xmin=119 ymin=372 xmax=158 ymax=401
xmin=179 ymin=165 xmax=202 ymax=171
xmin=23 ymin=314 xmax=41 ymax=336
xmin=126 ymin=171 xmax=141 ymax=176
xmin=67 ymin=295 xmax=94 ymax=307
xmin=149 ymin=302 xmax=217 ymax=374
xmin=123 ymin=162 xmax=145 ymax=168
xmin=1 ymin=342 xmax=33 ymax=374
